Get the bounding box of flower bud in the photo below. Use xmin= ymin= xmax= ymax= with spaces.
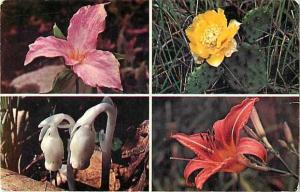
xmin=250 ymin=107 xmax=273 ymax=150
xmin=250 ymin=107 xmax=265 ymax=137
xmin=283 ymin=121 xmax=293 ymax=144
xmin=278 ymin=139 xmax=288 ymax=148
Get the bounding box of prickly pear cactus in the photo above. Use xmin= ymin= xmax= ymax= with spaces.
xmin=242 ymin=7 xmax=271 ymax=43
xmin=186 ymin=63 xmax=223 ymax=93
xmin=224 ymin=43 xmax=267 ymax=93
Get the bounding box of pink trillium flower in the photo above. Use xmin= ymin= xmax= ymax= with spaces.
xmin=24 ymin=4 xmax=123 ymax=91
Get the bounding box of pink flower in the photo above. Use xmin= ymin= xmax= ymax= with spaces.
xmin=24 ymin=4 xmax=123 ymax=91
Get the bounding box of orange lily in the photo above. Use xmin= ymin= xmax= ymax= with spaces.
xmin=171 ymin=98 xmax=267 ymax=190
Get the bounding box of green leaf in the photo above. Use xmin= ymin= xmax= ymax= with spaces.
xmin=50 ymin=69 xmax=75 ymax=93
xmin=53 ymin=23 xmax=66 ymax=39
xmin=49 ymin=68 xmax=97 ymax=93
xmin=113 ymin=52 xmax=125 ymax=60
xmin=186 ymin=63 xmax=223 ymax=93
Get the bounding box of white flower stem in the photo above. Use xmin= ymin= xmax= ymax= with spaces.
xmin=95 ymin=98 xmax=117 ymax=190
xmin=67 ymin=139 xmax=76 ymax=190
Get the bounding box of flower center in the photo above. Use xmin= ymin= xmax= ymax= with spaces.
xmin=69 ymin=49 xmax=86 ymax=64
xmin=202 ymin=25 xmax=221 ymax=47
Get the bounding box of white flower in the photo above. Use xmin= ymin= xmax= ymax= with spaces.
xmin=70 ymin=98 xmax=117 ymax=170
xmin=39 ymin=113 xmax=75 ymax=171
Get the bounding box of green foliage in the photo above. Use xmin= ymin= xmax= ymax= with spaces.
xmin=0 ymin=97 xmax=9 ymax=139
xmin=242 ymin=7 xmax=272 ymax=43
xmin=0 ymin=97 xmax=29 ymax=171
xmin=112 ymin=137 xmax=123 ymax=151
xmin=50 ymin=69 xmax=75 ymax=93
xmin=53 ymin=23 xmax=66 ymax=39
xmin=50 ymin=69 xmax=96 ymax=93
xmin=224 ymin=43 xmax=267 ymax=93
xmin=186 ymin=63 xmax=223 ymax=93
xmin=113 ymin=53 xmax=126 ymax=61
xmin=154 ymin=0 xmax=298 ymax=93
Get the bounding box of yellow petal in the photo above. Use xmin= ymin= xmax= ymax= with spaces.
xmin=227 ymin=19 xmax=241 ymax=39
xmin=224 ymin=39 xmax=237 ymax=57
xmin=207 ymin=53 xmax=225 ymax=67
xmin=189 ymin=43 xmax=210 ymax=59
xmin=203 ymin=8 xmax=227 ymax=28
xmin=186 ymin=15 xmax=207 ymax=43
xmin=186 ymin=9 xmax=240 ymax=67
xmin=217 ymin=19 xmax=240 ymax=48
xmin=216 ymin=8 xmax=227 ymax=28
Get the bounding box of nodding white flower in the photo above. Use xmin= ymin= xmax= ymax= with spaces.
xmin=70 ymin=98 xmax=117 ymax=170
xmin=39 ymin=113 xmax=75 ymax=172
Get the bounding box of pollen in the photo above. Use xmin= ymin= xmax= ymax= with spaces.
xmin=202 ymin=25 xmax=221 ymax=47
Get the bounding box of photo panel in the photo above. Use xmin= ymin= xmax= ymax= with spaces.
xmin=152 ymin=96 xmax=299 ymax=191
xmin=1 ymin=0 xmax=149 ymax=93
xmin=0 ymin=96 xmax=149 ymax=191
xmin=152 ymin=0 xmax=299 ymax=94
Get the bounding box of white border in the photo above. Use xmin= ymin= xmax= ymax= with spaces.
xmin=149 ymin=0 xmax=153 ymax=191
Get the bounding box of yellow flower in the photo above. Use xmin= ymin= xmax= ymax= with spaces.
xmin=186 ymin=8 xmax=241 ymax=67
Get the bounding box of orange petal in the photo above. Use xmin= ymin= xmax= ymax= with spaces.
xmin=213 ymin=98 xmax=259 ymax=146
xmin=220 ymin=156 xmax=247 ymax=173
xmin=171 ymin=133 xmax=212 ymax=159
xmin=237 ymin=137 xmax=267 ymax=162
xmin=206 ymin=53 xmax=225 ymax=67
xmin=184 ymin=158 xmax=217 ymax=185
xmin=194 ymin=164 xmax=223 ymax=189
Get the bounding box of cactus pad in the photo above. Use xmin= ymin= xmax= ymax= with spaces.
xmin=224 ymin=43 xmax=267 ymax=93
xmin=242 ymin=7 xmax=271 ymax=43
xmin=186 ymin=63 xmax=223 ymax=93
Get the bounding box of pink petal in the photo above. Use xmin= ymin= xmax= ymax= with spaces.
xmin=24 ymin=36 xmax=72 ymax=65
xmin=237 ymin=137 xmax=267 ymax=162
xmin=67 ymin=4 xmax=107 ymax=51
xmin=184 ymin=158 xmax=217 ymax=185
xmin=171 ymin=133 xmax=213 ymax=159
xmin=72 ymin=50 xmax=122 ymax=90
xmin=213 ymin=98 xmax=258 ymax=146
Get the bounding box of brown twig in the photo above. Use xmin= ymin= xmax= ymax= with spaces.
xmin=21 ymin=154 xmax=44 ymax=173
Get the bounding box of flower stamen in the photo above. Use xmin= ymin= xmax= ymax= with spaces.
xmin=69 ymin=49 xmax=86 ymax=64
xmin=202 ymin=25 xmax=221 ymax=48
